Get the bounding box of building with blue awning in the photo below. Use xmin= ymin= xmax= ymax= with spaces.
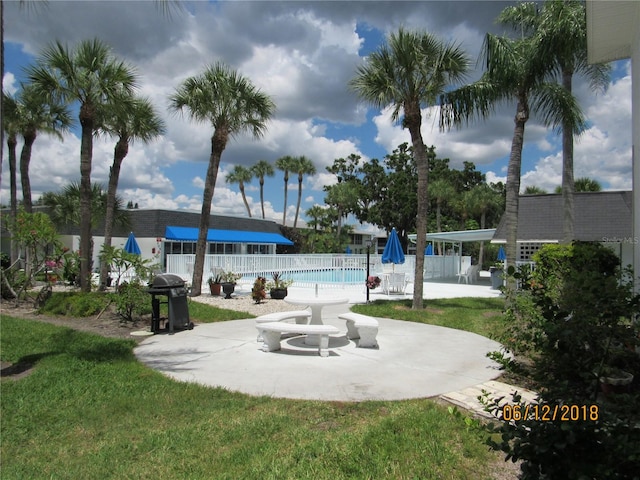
xmin=164 ymin=226 xmax=293 ymax=245
xmin=8 ymin=208 xmax=296 ymax=270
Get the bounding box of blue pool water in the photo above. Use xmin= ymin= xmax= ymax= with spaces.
xmin=286 ymin=268 xmax=366 ymax=284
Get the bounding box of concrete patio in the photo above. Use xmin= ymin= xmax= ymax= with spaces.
xmin=134 ymin=278 xmax=513 ymax=403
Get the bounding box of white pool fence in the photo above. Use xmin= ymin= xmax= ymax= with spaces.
xmin=165 ymin=253 xmax=467 ymax=289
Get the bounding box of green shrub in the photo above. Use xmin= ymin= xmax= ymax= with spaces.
xmin=486 ymin=242 xmax=640 ymax=478
xmin=111 ymin=280 xmax=152 ymax=323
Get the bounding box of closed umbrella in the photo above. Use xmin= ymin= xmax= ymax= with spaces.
xmin=497 ymin=246 xmax=506 ymax=261
xmin=381 ymin=228 xmax=405 ymax=270
xmin=124 ymin=232 xmax=141 ymax=255
xmin=425 ymin=243 xmax=433 ymax=255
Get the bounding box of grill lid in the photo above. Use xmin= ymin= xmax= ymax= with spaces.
xmin=150 ymin=273 xmax=185 ymax=289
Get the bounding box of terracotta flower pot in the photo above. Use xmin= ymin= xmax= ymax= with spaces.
xmin=209 ymin=283 xmax=221 ymax=296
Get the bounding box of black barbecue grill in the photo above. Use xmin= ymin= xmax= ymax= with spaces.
xmin=147 ymin=274 xmax=193 ymax=333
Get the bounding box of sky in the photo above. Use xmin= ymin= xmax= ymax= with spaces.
xmin=1 ymin=0 xmax=633 ymax=232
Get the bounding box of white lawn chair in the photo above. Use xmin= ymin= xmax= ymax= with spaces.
xmin=383 ymin=272 xmax=408 ymax=294
xmin=457 ymin=265 xmax=478 ymax=284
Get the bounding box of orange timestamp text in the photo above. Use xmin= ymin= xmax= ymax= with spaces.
xmin=500 ymin=403 xmax=599 ymax=422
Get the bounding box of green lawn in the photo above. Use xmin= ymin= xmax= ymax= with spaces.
xmin=1 ymin=298 xmax=510 ymax=479
xmin=352 ymin=297 xmax=506 ymax=339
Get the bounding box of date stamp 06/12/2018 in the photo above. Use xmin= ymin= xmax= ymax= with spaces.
xmin=500 ymin=404 xmax=599 ymax=422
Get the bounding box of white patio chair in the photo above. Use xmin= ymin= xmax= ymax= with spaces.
xmin=384 ymin=272 xmax=408 ymax=294
xmin=457 ymin=265 xmax=475 ymax=284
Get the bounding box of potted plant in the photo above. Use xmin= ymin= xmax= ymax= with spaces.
xmin=221 ymin=270 xmax=241 ymax=299
xmin=208 ymin=273 xmax=223 ymax=296
xmin=267 ymin=272 xmax=293 ymax=299
xmin=251 ymin=276 xmax=267 ymax=304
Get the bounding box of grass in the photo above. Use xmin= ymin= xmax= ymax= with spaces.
xmin=1 ymin=304 xmax=508 ymax=480
xmin=352 ymin=297 xmax=506 ymax=339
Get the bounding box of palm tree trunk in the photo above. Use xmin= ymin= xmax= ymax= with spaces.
xmin=240 ymin=184 xmax=251 ymax=217
xmin=259 ymin=178 xmax=266 ymax=219
xmin=79 ymin=107 xmax=95 ymax=292
xmin=282 ymin=173 xmax=289 ymax=225
xmin=99 ymin=138 xmax=128 ymax=290
xmin=8 ymin=135 xmax=18 ymax=263
xmin=561 ymin=68 xmax=575 ymax=244
xmin=406 ymin=105 xmax=427 ymax=310
xmin=19 ymin=131 xmax=36 ymax=213
xmin=505 ymin=97 xmax=528 ymax=291
xmin=294 ymin=175 xmax=303 ymax=228
xmin=191 ymin=129 xmax=226 ymax=296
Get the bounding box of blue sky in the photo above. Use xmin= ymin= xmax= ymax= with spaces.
xmin=1 ymin=1 xmax=632 ymax=232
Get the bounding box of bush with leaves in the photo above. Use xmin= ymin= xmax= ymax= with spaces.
xmin=486 ymin=242 xmax=640 ymax=478
xmin=112 ymin=280 xmax=151 ymax=323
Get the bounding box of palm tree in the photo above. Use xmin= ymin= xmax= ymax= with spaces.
xmin=27 ymin=38 xmax=138 ymax=292
xmin=501 ymin=1 xmax=610 ymax=244
xmin=305 ymin=205 xmax=326 ymax=232
xmin=98 ymin=94 xmax=165 ymax=289
xmin=40 ymin=182 xmax=130 ymax=231
xmin=225 ymin=165 xmax=254 ymax=217
xmin=169 ymin=62 xmax=275 ymax=296
xmin=464 ymin=183 xmax=503 ymax=268
xmin=250 ymin=160 xmax=275 ymax=219
xmin=429 ymin=178 xmax=457 ymax=255
xmin=350 ymin=27 xmax=470 ymax=309
xmin=574 ymin=177 xmax=602 ymax=192
xmin=275 ymin=155 xmax=296 ymax=226
xmin=2 ymin=92 xmax=20 ymax=263
xmin=15 ymin=83 xmax=73 ymax=213
xmin=440 ymin=26 xmax=582 ymax=282
xmin=291 ymin=155 xmax=316 ymax=228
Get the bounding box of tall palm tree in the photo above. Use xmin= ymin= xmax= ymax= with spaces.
xmin=291 ymin=155 xmax=316 ymax=228
xmin=2 ymin=92 xmax=20 ymax=263
xmin=275 ymin=155 xmax=296 ymax=226
xmin=250 ymin=160 xmax=275 ymax=219
xmin=501 ymin=0 xmax=610 ymax=244
xmin=27 ymin=38 xmax=138 ymax=291
xmin=98 ymin=94 xmax=165 ymax=289
xmin=350 ymin=27 xmax=470 ymax=309
xmin=440 ymin=28 xmax=583 ymax=283
xmin=225 ymin=165 xmax=254 ymax=217
xmin=169 ymin=62 xmax=275 ymax=296
xmin=14 ymin=83 xmax=73 ymax=213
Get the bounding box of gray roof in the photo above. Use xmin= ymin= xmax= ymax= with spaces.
xmin=56 ymin=209 xmax=287 ymax=238
xmin=493 ymin=191 xmax=632 ymax=242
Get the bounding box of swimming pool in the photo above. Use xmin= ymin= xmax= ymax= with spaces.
xmin=284 ymin=268 xmax=366 ymax=285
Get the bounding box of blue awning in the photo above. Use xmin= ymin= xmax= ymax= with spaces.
xmin=165 ymin=226 xmax=294 ymax=245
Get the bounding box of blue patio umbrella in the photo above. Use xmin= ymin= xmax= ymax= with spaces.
xmin=497 ymin=245 xmax=506 ymax=261
xmin=345 ymin=246 xmax=352 ymax=254
xmin=425 ymin=243 xmax=433 ymax=255
xmin=381 ymin=228 xmax=405 ymax=268
xmin=124 ymin=232 xmax=141 ymax=255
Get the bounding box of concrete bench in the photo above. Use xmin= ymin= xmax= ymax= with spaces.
xmin=339 ymin=312 xmax=379 ymax=348
xmin=255 ymin=310 xmax=311 ymax=341
xmin=257 ymin=322 xmax=340 ymax=357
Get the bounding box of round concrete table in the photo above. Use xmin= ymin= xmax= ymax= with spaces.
xmin=284 ymin=296 xmax=349 ymax=345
